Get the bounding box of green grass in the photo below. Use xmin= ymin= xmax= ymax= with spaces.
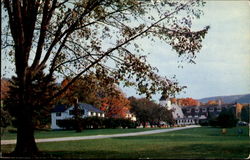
xmin=1 ymin=127 xmax=164 ymax=140
xmin=2 ymin=126 xmax=249 ymax=159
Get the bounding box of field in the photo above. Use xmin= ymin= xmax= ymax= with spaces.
xmin=1 ymin=126 xmax=249 ymax=159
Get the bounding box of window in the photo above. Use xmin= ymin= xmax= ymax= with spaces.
xmin=217 ymin=107 xmax=222 ymax=112
xmin=69 ymin=110 xmax=74 ymax=115
xmin=202 ymin=108 xmax=207 ymax=112
xmin=56 ymin=112 xmax=61 ymax=117
xmin=186 ymin=109 xmax=191 ymax=113
xmin=195 ymin=108 xmax=199 ymax=113
xmin=209 ymin=107 xmax=214 ymax=112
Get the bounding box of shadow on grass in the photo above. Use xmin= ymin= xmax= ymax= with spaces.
xmin=2 ymin=143 xmax=249 ymax=159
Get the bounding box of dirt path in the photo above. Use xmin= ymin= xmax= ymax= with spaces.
xmin=1 ymin=125 xmax=200 ymax=145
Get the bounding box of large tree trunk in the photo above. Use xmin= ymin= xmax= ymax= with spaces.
xmin=12 ymin=104 xmax=39 ymax=156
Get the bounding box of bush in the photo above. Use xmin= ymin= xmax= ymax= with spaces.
xmin=57 ymin=119 xmax=76 ymax=130
xmin=104 ymin=118 xmax=120 ymax=128
xmin=209 ymin=118 xmax=218 ymax=127
xmin=217 ymin=109 xmax=237 ymax=128
xmin=207 ymin=108 xmax=238 ymax=128
xmin=57 ymin=117 xmax=138 ymax=130
xmin=84 ymin=117 xmax=105 ymax=129
xmin=199 ymin=119 xmax=209 ymax=126
xmin=0 ymin=108 xmax=12 ymax=128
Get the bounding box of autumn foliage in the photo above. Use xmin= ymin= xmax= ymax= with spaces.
xmin=1 ymin=79 xmax=10 ymax=100
xmin=172 ymin=98 xmax=199 ymax=106
xmin=59 ymin=76 xmax=131 ymax=119
xmin=207 ymin=100 xmax=219 ymax=105
xmin=100 ymin=93 xmax=131 ymax=119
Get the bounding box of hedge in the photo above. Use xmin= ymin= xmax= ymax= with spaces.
xmin=57 ymin=117 xmax=138 ymax=130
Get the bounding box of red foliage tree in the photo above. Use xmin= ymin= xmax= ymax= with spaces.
xmin=1 ymin=79 xmax=10 ymax=100
xmin=100 ymin=92 xmax=130 ymax=118
xmin=177 ymin=98 xmax=199 ymax=106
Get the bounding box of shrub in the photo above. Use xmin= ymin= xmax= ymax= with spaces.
xmin=57 ymin=117 xmax=138 ymax=130
xmin=217 ymin=109 xmax=237 ymax=128
xmin=209 ymin=118 xmax=218 ymax=127
xmin=207 ymin=108 xmax=238 ymax=128
xmin=57 ymin=119 xmax=76 ymax=130
xmin=0 ymin=108 xmax=12 ymax=128
xmin=199 ymin=119 xmax=209 ymax=126
xmin=104 ymin=118 xmax=120 ymax=128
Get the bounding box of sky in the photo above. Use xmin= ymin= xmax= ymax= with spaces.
xmin=122 ymin=1 xmax=250 ymax=101
xmin=1 ymin=1 xmax=250 ymax=102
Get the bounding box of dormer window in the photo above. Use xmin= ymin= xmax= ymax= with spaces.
xmin=217 ymin=107 xmax=222 ymax=112
xmin=202 ymin=108 xmax=207 ymax=112
xmin=195 ymin=108 xmax=199 ymax=113
xmin=209 ymin=107 xmax=214 ymax=112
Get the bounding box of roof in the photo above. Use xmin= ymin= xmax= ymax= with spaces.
xmin=52 ymin=104 xmax=68 ymax=112
xmin=78 ymin=103 xmax=104 ymax=113
xmin=52 ymin=103 xmax=104 ymax=113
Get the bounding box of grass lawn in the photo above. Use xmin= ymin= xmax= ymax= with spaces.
xmin=1 ymin=127 xmax=165 ymax=140
xmin=2 ymin=126 xmax=249 ymax=159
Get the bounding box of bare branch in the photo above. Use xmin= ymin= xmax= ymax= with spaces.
xmin=38 ymin=0 xmax=104 ymax=70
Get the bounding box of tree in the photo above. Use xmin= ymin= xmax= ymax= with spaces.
xmin=129 ymin=97 xmax=173 ymax=127
xmin=58 ymin=72 xmax=120 ymax=107
xmin=206 ymin=100 xmax=219 ymax=105
xmin=100 ymin=91 xmax=131 ymax=118
xmin=176 ymin=97 xmax=199 ymax=106
xmin=217 ymin=108 xmax=237 ymax=128
xmin=0 ymin=108 xmax=12 ymax=137
xmin=4 ymin=70 xmax=58 ymax=130
xmin=2 ymin=0 xmax=209 ymax=156
xmin=1 ymin=78 xmax=10 ymax=102
xmin=241 ymin=105 xmax=249 ymax=123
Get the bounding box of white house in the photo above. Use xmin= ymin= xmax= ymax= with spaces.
xmin=159 ymin=96 xmax=184 ymax=119
xmin=51 ymin=103 xmax=105 ymax=129
xmin=125 ymin=111 xmax=137 ymax=121
xmin=159 ymin=96 xmax=198 ymax=125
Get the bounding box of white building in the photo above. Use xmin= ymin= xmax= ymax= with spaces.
xmin=159 ymin=96 xmax=184 ymax=119
xmin=159 ymin=96 xmax=198 ymax=125
xmin=51 ymin=103 xmax=105 ymax=129
xmin=125 ymin=111 xmax=137 ymax=121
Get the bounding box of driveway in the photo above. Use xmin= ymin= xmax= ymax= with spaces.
xmin=1 ymin=125 xmax=200 ymax=145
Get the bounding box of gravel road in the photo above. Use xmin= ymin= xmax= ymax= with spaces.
xmin=1 ymin=125 xmax=200 ymax=145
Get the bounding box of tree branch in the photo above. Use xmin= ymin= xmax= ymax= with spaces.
xmin=31 ymin=0 xmax=54 ymax=69
xmin=38 ymin=0 xmax=104 ymax=71
xmin=39 ymin=0 xmax=195 ymax=107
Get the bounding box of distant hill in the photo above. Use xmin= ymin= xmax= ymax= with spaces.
xmin=199 ymin=94 xmax=250 ymax=104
